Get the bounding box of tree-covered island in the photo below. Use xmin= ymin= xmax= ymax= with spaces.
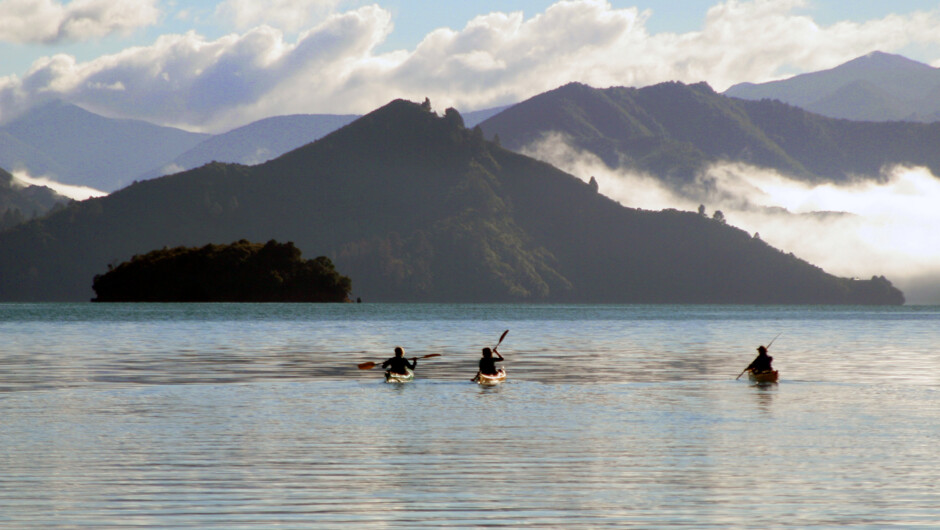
xmin=92 ymin=240 xmax=352 ymax=302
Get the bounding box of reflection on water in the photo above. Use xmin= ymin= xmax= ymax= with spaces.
xmin=1 ymin=303 xmax=939 ymax=527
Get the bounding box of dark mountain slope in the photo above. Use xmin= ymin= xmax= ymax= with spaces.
xmin=0 ymin=100 xmax=902 ymax=304
xmin=742 ymin=98 xmax=940 ymax=180
xmin=134 ymin=106 xmax=510 ymax=182
xmin=480 ymin=81 xmax=940 ymax=184
xmin=0 ymin=167 xmax=69 ymax=230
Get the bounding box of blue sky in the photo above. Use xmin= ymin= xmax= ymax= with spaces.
xmin=1 ymin=0 xmax=939 ymax=132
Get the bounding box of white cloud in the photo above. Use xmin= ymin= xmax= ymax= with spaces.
xmin=216 ymin=0 xmax=343 ymax=33
xmin=1 ymin=0 xmax=939 ymax=131
xmin=0 ymin=0 xmax=160 ymax=44
xmin=522 ymin=132 xmax=940 ymax=304
xmin=13 ymin=170 xmax=107 ymax=201
xmin=519 ymin=132 xmax=684 ymax=211
xmin=0 ymin=6 xmax=393 ymax=129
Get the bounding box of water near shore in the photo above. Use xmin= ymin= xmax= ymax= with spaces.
xmin=2 ymin=303 xmax=938 ymax=527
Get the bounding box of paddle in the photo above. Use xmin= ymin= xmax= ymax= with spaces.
xmin=358 ymin=353 xmax=441 ymax=370
xmin=494 ymin=329 xmax=509 ymax=353
xmin=472 ymin=330 xmax=509 ymax=381
xmin=765 ymin=332 xmax=782 ymax=350
xmin=736 ymin=332 xmax=782 ymax=380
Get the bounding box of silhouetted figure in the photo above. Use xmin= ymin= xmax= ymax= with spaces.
xmin=382 ymin=346 xmax=417 ymax=375
xmin=478 ymin=347 xmax=504 ymax=376
xmin=747 ymin=345 xmax=774 ymax=373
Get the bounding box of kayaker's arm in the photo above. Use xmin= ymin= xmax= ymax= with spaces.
xmin=745 ymin=357 xmax=758 ymax=372
xmin=408 ymin=358 xmax=418 ymax=369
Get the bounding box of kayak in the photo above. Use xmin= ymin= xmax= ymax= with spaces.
xmin=385 ymin=368 xmax=414 ymax=383
xmin=473 ymin=369 xmax=507 ymax=385
xmin=748 ymin=370 xmax=779 ymax=384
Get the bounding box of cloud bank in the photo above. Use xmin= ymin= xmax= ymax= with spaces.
xmin=1 ymin=0 xmax=939 ymax=131
xmin=521 ymin=133 xmax=940 ymax=304
xmin=0 ymin=0 xmax=160 ymax=44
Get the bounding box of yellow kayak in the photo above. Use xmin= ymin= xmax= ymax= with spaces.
xmin=748 ymin=370 xmax=779 ymax=384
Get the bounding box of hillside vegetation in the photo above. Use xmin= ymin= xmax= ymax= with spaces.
xmin=480 ymin=81 xmax=940 ymax=186
xmin=0 ymin=167 xmax=69 ymax=231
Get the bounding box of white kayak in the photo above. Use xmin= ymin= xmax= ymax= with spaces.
xmin=385 ymin=368 xmax=414 ymax=383
xmin=473 ymin=369 xmax=507 ymax=385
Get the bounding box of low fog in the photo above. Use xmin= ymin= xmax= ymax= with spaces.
xmin=13 ymin=171 xmax=107 ymax=201
xmin=523 ymin=133 xmax=940 ymax=304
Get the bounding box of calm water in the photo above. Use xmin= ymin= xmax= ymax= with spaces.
xmin=1 ymin=303 xmax=938 ymax=528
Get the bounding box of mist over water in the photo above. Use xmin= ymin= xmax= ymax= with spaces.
xmin=522 ymin=134 xmax=940 ymax=304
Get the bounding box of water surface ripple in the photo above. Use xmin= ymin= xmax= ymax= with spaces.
xmin=1 ymin=303 xmax=938 ymax=527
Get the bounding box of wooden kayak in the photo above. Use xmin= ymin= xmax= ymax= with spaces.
xmin=748 ymin=370 xmax=779 ymax=384
xmin=385 ymin=368 xmax=414 ymax=383
xmin=473 ymin=369 xmax=507 ymax=385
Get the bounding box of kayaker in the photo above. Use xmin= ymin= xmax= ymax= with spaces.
xmin=478 ymin=347 xmax=504 ymax=376
xmin=746 ymin=345 xmax=774 ymax=373
xmin=382 ymin=346 xmax=417 ymax=375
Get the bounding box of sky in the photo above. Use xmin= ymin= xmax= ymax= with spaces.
xmin=1 ymin=0 xmax=939 ymax=133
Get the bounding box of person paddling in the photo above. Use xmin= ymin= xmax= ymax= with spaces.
xmin=746 ymin=345 xmax=774 ymax=374
xmin=382 ymin=346 xmax=417 ymax=375
xmin=478 ymin=346 xmax=504 ymax=376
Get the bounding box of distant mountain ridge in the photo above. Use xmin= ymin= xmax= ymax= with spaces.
xmin=141 ymin=106 xmax=509 ymax=180
xmin=0 ymin=99 xmax=902 ymax=304
xmin=1 ymin=100 xmax=511 ymax=192
xmin=0 ymin=100 xmax=210 ymax=191
xmin=139 ymin=114 xmax=360 ymax=181
xmin=479 ymin=79 xmax=940 ymax=190
xmin=724 ymin=52 xmax=940 ymax=122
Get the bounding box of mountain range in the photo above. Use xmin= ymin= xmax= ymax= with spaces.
xmin=724 ymin=51 xmax=940 ymax=122
xmin=0 ymin=100 xmax=510 ymax=194
xmin=2 ymin=51 xmax=933 ymax=304
xmin=0 ymin=100 xmax=209 ymax=192
xmin=0 ymin=99 xmax=902 ymax=304
xmin=2 ymin=51 xmax=935 ymax=199
xmin=479 ymin=79 xmax=940 ymax=195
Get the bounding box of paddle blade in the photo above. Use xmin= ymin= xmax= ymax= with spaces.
xmin=358 ymin=361 xmax=379 ymax=370
xmin=420 ymin=353 xmax=441 ymax=359
xmin=495 ymin=329 xmax=509 ymax=349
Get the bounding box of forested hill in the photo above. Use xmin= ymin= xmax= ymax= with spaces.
xmin=0 ymin=167 xmax=69 ymax=230
xmin=0 ymin=99 xmax=903 ymax=304
xmin=479 ymin=81 xmax=940 ymax=186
